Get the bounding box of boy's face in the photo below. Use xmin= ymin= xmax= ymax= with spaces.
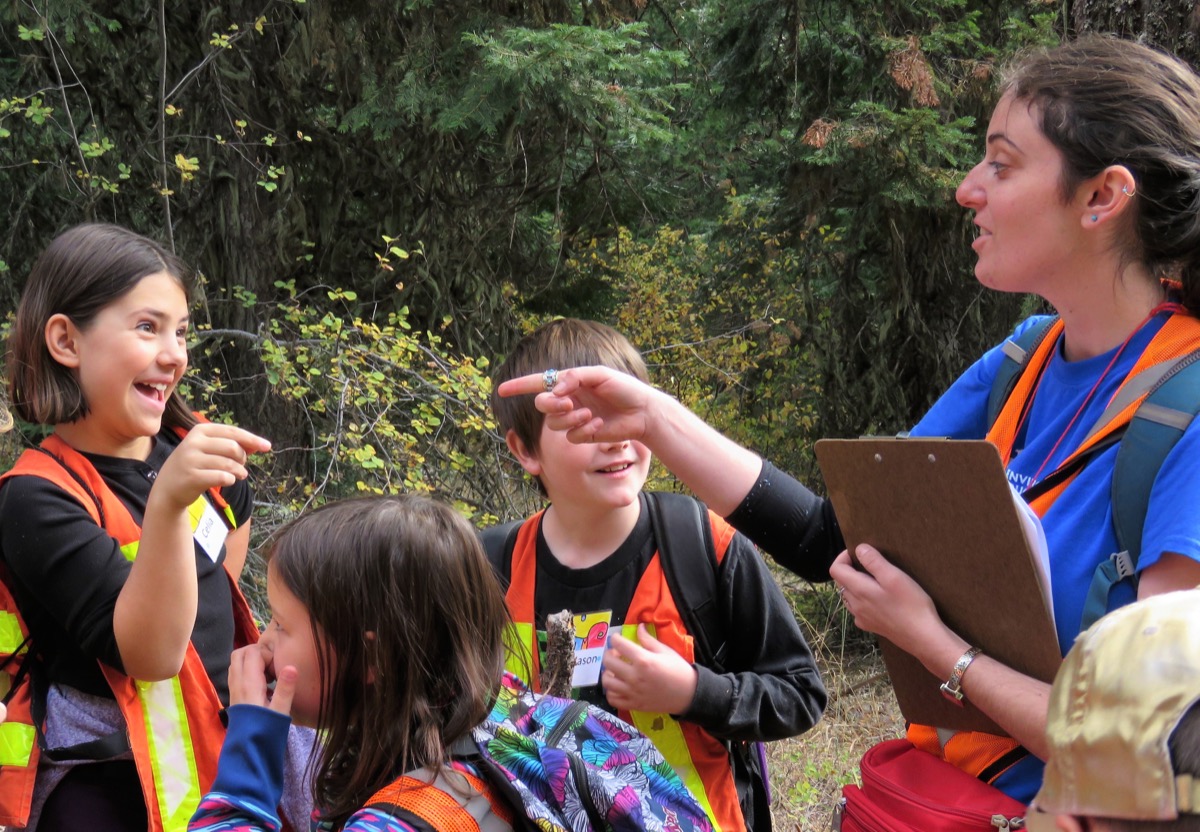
xmin=510 ymin=422 xmax=651 ymax=512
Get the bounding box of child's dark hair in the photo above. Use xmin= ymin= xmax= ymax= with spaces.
xmin=1001 ymin=35 xmax=1200 ymax=314
xmin=490 ymin=318 xmax=648 ymax=455
xmin=267 ymin=494 xmax=510 ymax=830
xmin=7 ymin=223 xmax=197 ymax=430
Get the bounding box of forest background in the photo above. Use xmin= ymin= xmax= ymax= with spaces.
xmin=2 ymin=1 xmax=1197 ymax=828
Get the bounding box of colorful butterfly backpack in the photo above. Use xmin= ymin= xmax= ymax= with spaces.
xmin=476 ymin=672 xmax=714 ymax=832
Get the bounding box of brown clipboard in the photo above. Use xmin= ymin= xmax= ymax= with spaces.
xmin=815 ymin=437 xmax=1062 ymax=734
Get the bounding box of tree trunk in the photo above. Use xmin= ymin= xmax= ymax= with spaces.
xmin=1072 ymin=0 xmax=1200 ymax=65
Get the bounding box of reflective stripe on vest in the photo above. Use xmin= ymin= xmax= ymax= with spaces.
xmin=501 ymin=622 xmax=537 ymax=683
xmin=0 ymin=611 xmax=24 ymax=655
xmin=0 ymin=430 xmax=261 ymax=832
xmin=0 ymin=722 xmax=36 ymax=768
xmin=618 ymin=621 xmax=718 ymax=829
xmin=0 ymin=581 xmax=39 ymax=823
xmin=137 ymin=676 xmax=201 ymax=831
xmin=501 ymin=510 xmax=746 ymax=832
xmin=0 ymin=611 xmax=33 ymax=768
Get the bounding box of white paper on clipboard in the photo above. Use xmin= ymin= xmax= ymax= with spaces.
xmin=1010 ymin=484 xmax=1055 ymax=635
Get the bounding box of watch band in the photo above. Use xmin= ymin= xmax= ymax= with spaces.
xmin=940 ymin=646 xmax=982 ymax=705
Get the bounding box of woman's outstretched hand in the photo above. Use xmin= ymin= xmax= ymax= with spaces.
xmin=498 ymin=365 xmax=764 ymax=515
xmin=497 ymin=366 xmax=660 ymax=445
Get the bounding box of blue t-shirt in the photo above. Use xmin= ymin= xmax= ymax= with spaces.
xmin=911 ymin=313 xmax=1200 ymax=803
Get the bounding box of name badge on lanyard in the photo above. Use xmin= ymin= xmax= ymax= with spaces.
xmin=188 ymin=495 xmax=229 ymax=563
xmin=571 ymin=610 xmax=612 ymax=688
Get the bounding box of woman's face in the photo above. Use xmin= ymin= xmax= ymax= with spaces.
xmin=956 ymin=93 xmax=1091 ymax=299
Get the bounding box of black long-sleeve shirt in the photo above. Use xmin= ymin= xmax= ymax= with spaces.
xmin=725 ymin=460 xmax=844 ymax=583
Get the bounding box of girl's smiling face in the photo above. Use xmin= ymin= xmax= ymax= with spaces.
xmin=260 ymin=561 xmax=327 ymax=728
xmin=50 ymin=270 xmax=189 ymax=459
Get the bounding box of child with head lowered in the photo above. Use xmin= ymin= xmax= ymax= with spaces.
xmin=488 ymin=318 xmax=826 ymax=832
xmin=1025 ymin=589 xmax=1200 ymax=832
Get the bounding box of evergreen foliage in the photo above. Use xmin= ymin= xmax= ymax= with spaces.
xmin=1 ymin=0 xmax=1190 ymax=510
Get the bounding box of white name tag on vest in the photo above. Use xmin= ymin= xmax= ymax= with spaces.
xmin=571 ymin=610 xmax=612 ymax=688
xmin=190 ymin=497 xmax=229 ymax=563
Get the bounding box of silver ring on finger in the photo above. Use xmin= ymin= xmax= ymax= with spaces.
xmin=542 ymin=368 xmax=559 ymax=393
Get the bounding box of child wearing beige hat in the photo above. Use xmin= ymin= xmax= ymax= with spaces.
xmin=1026 ymin=588 xmax=1200 ymax=832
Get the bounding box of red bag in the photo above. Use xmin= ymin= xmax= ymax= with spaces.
xmin=833 ymin=739 xmax=1027 ymax=831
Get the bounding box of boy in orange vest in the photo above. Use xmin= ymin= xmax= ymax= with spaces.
xmin=488 ymin=319 xmax=826 ymax=832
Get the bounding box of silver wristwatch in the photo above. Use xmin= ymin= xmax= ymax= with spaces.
xmin=940 ymin=647 xmax=982 ymax=705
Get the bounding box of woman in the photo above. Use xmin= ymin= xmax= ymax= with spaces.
xmin=497 ymin=35 xmax=1200 ymax=804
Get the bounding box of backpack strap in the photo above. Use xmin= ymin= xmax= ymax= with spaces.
xmin=646 ymin=493 xmax=777 ymax=812
xmin=1079 ymin=350 xmax=1200 ymax=630
xmin=986 ymin=317 xmax=1200 ymax=630
xmin=480 ymin=520 xmax=522 ymax=590
xmin=644 ymin=492 xmax=726 ymax=673
xmin=985 ymin=316 xmax=1059 ymax=431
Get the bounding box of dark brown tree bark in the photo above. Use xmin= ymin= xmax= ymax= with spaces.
xmin=1072 ymin=0 xmax=1200 ymax=65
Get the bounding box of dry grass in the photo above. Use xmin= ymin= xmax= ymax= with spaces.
xmin=764 ymin=569 xmax=905 ymax=832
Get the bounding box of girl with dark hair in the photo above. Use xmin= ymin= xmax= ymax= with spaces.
xmin=497 ymin=35 xmax=1200 ymax=804
xmin=0 ymin=223 xmax=288 ymax=830
xmin=189 ymin=495 xmax=514 ymax=832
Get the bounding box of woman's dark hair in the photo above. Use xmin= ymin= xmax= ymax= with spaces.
xmin=1002 ymin=35 xmax=1200 ymax=314
xmin=7 ymin=223 xmax=197 ymax=430
xmin=267 ymin=495 xmax=510 ymax=830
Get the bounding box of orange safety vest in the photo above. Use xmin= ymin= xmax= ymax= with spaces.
xmin=367 ymin=764 xmax=515 ymax=831
xmin=0 ymin=432 xmax=262 ymax=832
xmin=911 ymin=311 xmax=1200 ymax=782
xmin=501 ymin=510 xmax=747 ymax=832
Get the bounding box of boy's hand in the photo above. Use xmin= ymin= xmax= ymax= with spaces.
xmin=602 ymin=624 xmax=697 ymax=715
xmin=152 ymin=423 xmax=272 ymax=512
xmin=228 ymin=644 xmax=296 ymax=716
